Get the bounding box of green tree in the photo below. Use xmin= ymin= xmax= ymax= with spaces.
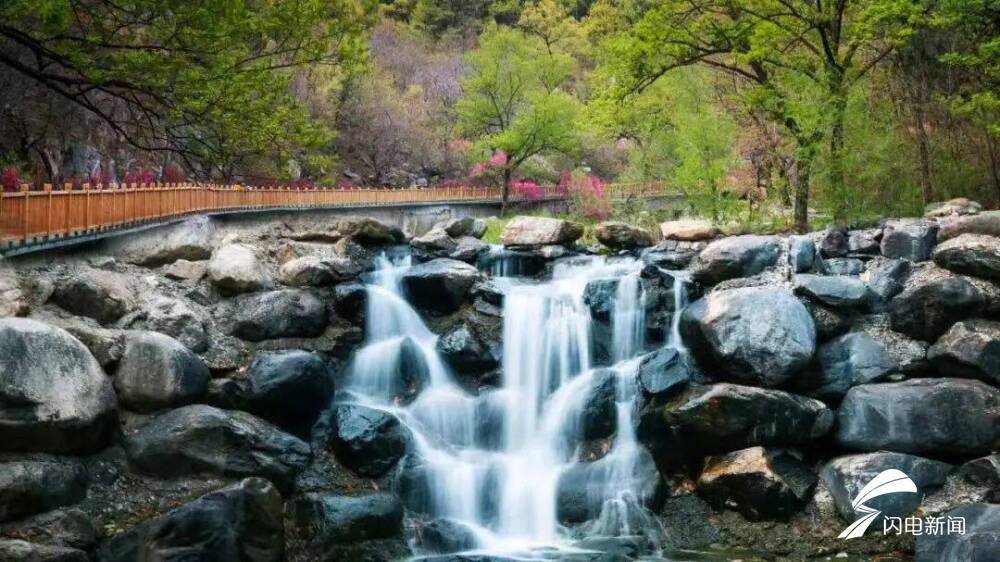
xmin=455 ymin=25 xmax=582 ymax=212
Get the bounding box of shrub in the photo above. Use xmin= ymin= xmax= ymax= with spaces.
xmin=1 ymin=166 xmax=19 ymax=192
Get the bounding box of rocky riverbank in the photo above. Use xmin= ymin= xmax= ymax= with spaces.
xmin=0 ymin=206 xmax=999 ymax=561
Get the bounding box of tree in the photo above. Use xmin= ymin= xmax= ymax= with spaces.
xmin=455 ymin=25 xmax=581 ymax=212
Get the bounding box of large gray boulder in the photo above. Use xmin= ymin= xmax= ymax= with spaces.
xmin=114 ymin=331 xmax=210 ymax=413
xmin=637 ymin=383 xmax=833 ymax=468
xmin=244 ymin=350 xmax=334 ymax=437
xmin=881 ymin=219 xmax=938 ymax=261
xmin=799 ymin=332 xmax=898 ymax=401
xmin=96 ymin=477 xmax=284 ymax=562
xmin=312 ymin=404 xmax=409 ymax=478
xmin=659 ymin=219 xmax=718 ymax=241
xmin=0 ymin=459 xmax=87 ymax=523
xmin=696 ymin=447 xmax=816 ymax=521
xmin=291 ymin=492 xmax=403 ymax=544
xmin=819 ymin=228 xmax=849 ymax=258
xmin=50 ymin=269 xmax=136 ymax=325
xmin=789 ymin=235 xmax=815 ymax=273
xmin=925 ymin=197 xmax=983 ymax=218
xmin=278 ymin=255 xmax=361 ymax=287
xmin=928 ymin=319 xmax=1000 ymax=385
xmin=793 ymin=274 xmax=870 ymax=308
xmin=400 ymin=258 xmax=480 ymax=314
xmin=863 ymin=258 xmax=910 ymax=306
xmin=889 ymin=271 xmax=985 ymax=341
xmin=0 ymin=540 xmax=88 ymax=561
xmin=332 ymin=216 xmax=403 ymax=246
xmin=836 ymin=379 xmax=1000 ymax=456
xmin=0 ymin=318 xmax=117 ymax=454
xmin=916 ymin=504 xmax=1000 ymax=562
xmin=690 ymin=235 xmax=780 ymax=284
xmin=933 ymin=233 xmax=1000 ymax=281
xmin=225 ymin=289 xmax=327 ymax=341
xmin=436 ymin=323 xmax=500 ymax=374
xmin=680 ymin=287 xmax=816 ymax=387
xmin=208 ymin=244 xmax=271 ymax=294
xmin=821 ymin=452 xmax=953 ymax=522
xmin=124 ymin=404 xmax=310 ymax=490
xmin=123 ymin=296 xmax=209 ymax=352
xmin=938 ymin=210 xmax=1000 ymax=241
xmin=556 ymin=447 xmax=662 ymax=524
xmin=0 ymin=267 xmax=28 ymax=317
xmin=435 ymin=217 xmax=486 ymax=239
xmin=113 ymin=216 xmax=216 ymax=266
xmin=596 ymin=222 xmax=654 ymax=250
xmin=500 ymin=216 xmax=583 ymax=247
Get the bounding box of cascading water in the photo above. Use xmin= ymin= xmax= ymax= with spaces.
xmin=340 ymin=250 xmax=690 ymax=559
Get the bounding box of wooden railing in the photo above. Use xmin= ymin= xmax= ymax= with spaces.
xmin=0 ymin=181 xmax=673 ymax=249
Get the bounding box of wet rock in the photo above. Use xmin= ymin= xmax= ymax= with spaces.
xmin=278 ymin=255 xmax=361 ymax=287
xmin=916 ymin=504 xmax=1000 ymax=562
xmin=680 ymin=287 xmax=815 ymax=387
xmin=0 ymin=459 xmax=87 ymax=523
xmin=450 ymin=236 xmax=490 ymax=263
xmin=583 ymin=277 xmax=619 ymax=320
xmin=928 ymin=319 xmax=1000 ymax=385
xmin=500 ymin=216 xmax=584 ymax=247
xmin=96 ymin=477 xmax=283 ymax=562
xmin=207 ymin=243 xmax=272 ymax=294
xmin=690 ymin=235 xmax=780 ymax=285
xmin=124 ymin=296 xmax=209 ymax=352
xmin=836 ymin=378 xmax=1000 ymax=456
xmin=889 ymin=273 xmax=984 ymax=341
xmin=556 ymin=448 xmax=662 ymax=524
xmin=789 ymin=235 xmax=815 ymax=273
xmin=793 ymin=274 xmax=870 ymax=308
xmin=334 ymin=282 xmax=367 ymax=325
xmin=313 ymin=404 xmax=408 ymax=478
xmin=636 ymin=347 xmax=692 ymax=402
xmin=637 ymin=383 xmax=833 ymax=467
xmin=938 ymin=210 xmax=1000 ymax=241
xmin=416 ymin=517 xmax=479 ymax=553
xmin=0 ymin=508 xmax=98 ymax=551
xmin=291 ymin=492 xmax=403 ymax=543
xmin=926 ymin=197 xmax=983 ymax=218
xmin=958 ymin=455 xmax=1000 ymax=495
xmin=162 ymin=259 xmax=207 ymax=281
xmin=933 ymin=233 xmax=1000 ymax=281
xmin=114 ymin=331 xmax=210 ymax=413
xmin=819 ymin=228 xmax=849 ymax=258
xmin=881 ymin=219 xmax=938 ymax=261
xmin=821 ymin=257 xmax=865 ymax=275
xmin=800 ymin=332 xmax=897 ymax=401
xmin=400 ymin=258 xmax=480 ymax=314
xmin=479 ymin=248 xmax=546 ymax=276
xmin=0 ymin=540 xmax=87 ymax=562
xmin=225 ymin=289 xmax=328 ymax=341
xmin=659 ymin=219 xmax=718 ymax=241
xmin=641 ymin=241 xmax=702 ymax=269
xmin=437 ymin=323 xmax=499 ymax=374
xmin=0 ymin=318 xmax=117 ymax=454
xmin=863 ymin=257 xmax=910 ymax=306
xmin=821 ymin=452 xmax=953 ymax=522
xmin=580 ymin=369 xmax=617 ymax=441
xmin=410 ymin=228 xmax=457 ymax=256
xmin=50 ymin=268 xmax=136 ymax=325
xmin=801 ymin=300 xmax=851 ymax=342
xmin=333 ymin=216 xmax=403 ymax=246
xmin=244 ymin=350 xmax=334 ymax=437
xmin=114 ymin=215 xmax=216 ymax=266
xmin=696 ymin=447 xmax=817 ymax=521
xmin=124 ymin=404 xmax=310 ymax=491
xmin=596 ymin=222 xmax=654 ymax=250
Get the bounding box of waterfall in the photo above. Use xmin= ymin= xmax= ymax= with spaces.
xmin=342 ymin=251 xmax=688 ymax=558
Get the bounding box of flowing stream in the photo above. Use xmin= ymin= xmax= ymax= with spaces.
xmin=341 ymin=250 xmax=689 ymax=559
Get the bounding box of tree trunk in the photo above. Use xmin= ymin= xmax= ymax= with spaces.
xmin=828 ymin=89 xmax=848 ymax=225
xmin=913 ymin=103 xmax=935 ymax=206
xmin=792 ymin=155 xmax=812 ymax=234
xmin=500 ymin=168 xmax=512 ymax=216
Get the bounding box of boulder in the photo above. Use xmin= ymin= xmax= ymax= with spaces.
xmin=278 ymin=255 xmax=361 ymax=287
xmin=556 ymin=448 xmax=662 ymax=524
xmin=819 ymin=228 xmax=849 ymax=259
xmin=411 ymin=228 xmax=458 ymax=256
xmin=96 ymin=477 xmax=283 ymax=562
xmin=863 ymin=325 xmax=931 ymax=376
xmin=400 ymin=259 xmax=480 ymax=314
xmin=0 ymin=508 xmax=98 ymax=551
xmin=801 ymin=300 xmax=851 ymax=342
xmin=793 ymin=274 xmax=870 ymax=308
xmin=417 ymin=518 xmax=480 ymax=553
xmin=579 ymin=369 xmax=617 ymax=441
xmin=162 ymin=259 xmax=207 ymax=281
xmin=925 ymin=197 xmax=983 ymax=218
xmin=244 ymin=350 xmax=334 ymax=437
xmin=114 ymin=216 xmax=216 ymax=266
xmin=114 ymin=331 xmax=210 ymax=413
xmin=436 ymin=324 xmax=499 ymax=374
xmin=863 ymin=258 xmax=910 ymax=306
xmin=124 ymin=404 xmax=310 ymax=490
xmin=0 ymin=459 xmax=87 ymax=523
xmin=0 ymin=540 xmax=87 ymax=562
xmin=821 ymin=257 xmax=865 ymax=275
xmin=938 ymin=210 xmax=1000 ymax=241
xmin=889 ymin=273 xmax=984 ymax=341
xmin=333 ymin=282 xmax=367 ymax=326
xmin=958 ymin=455 xmax=1000 ymax=495
xmin=659 ymin=219 xmax=718 ymax=241
xmin=636 ymin=347 xmax=692 ymax=402
xmin=928 ymin=320 xmax=1000 ymax=385
xmin=836 ymin=378 xmax=1000 ymax=456
xmin=450 ymin=236 xmax=490 ymax=263
xmin=499 ymin=216 xmax=583 ymax=247
xmin=848 ymin=228 xmax=882 ymax=257
xmin=800 ymin=332 xmax=897 ymax=401
xmin=789 ymin=235 xmax=815 ymax=273
xmin=821 ymin=452 xmax=953 ymax=522
xmin=680 ymin=287 xmax=815 ymax=387
xmin=690 ymin=235 xmax=780 ymax=285
xmin=596 ymin=222 xmax=654 ymax=250
xmin=641 ymin=240 xmax=703 ymax=269
xmin=225 ymin=289 xmax=328 ymax=341
xmin=696 ymin=447 xmax=816 ymax=521
xmin=436 ymin=217 xmax=486 ymax=239
xmin=125 ymin=296 xmax=209 ymax=352
xmin=332 ymin=216 xmax=403 ymax=246
xmin=313 ymin=404 xmax=409 ymax=478
xmin=933 ymin=233 xmax=1000 ymax=281
xmin=637 ymin=383 xmax=833 ymax=467
xmin=207 ymin=244 xmax=271 ymax=294
xmin=0 ymin=268 xmax=28 ymax=317
xmin=50 ymin=269 xmax=135 ymax=325
xmin=0 ymin=318 xmax=117 ymax=454
xmin=916 ymin=504 xmax=1000 ymax=562
xmin=881 ymin=219 xmax=939 ymax=262
xmin=291 ymin=492 xmax=403 ymax=544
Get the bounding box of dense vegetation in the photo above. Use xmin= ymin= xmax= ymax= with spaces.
xmin=0 ymin=0 xmax=997 ymax=230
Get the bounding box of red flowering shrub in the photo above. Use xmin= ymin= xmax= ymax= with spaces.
xmin=564 ymin=172 xmax=612 ymax=220
xmin=511 ymin=179 xmax=543 ymax=201
xmin=162 ymin=166 xmax=187 ymax=183
xmin=1 ymin=166 xmax=19 ymax=192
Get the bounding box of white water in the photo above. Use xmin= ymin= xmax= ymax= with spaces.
xmin=342 ymin=252 xmax=688 ymax=557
